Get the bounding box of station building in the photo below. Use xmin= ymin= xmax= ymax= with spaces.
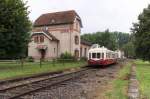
xmin=28 ymin=10 xmax=92 ymax=60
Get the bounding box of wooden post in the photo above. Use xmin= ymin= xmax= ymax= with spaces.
xmin=40 ymin=58 xmax=42 ymax=68
xmin=20 ymin=58 xmax=24 ymax=69
xmin=53 ymin=59 xmax=55 ymax=66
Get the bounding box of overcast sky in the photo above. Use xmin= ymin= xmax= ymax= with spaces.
xmin=24 ymin=0 xmax=150 ymax=33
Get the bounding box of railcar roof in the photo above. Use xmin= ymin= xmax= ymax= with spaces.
xmin=89 ymin=47 xmax=116 ymax=53
xmin=89 ymin=47 xmax=108 ymax=52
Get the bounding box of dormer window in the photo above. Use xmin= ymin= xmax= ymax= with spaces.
xmin=51 ymin=19 xmax=55 ymax=23
xmin=42 ymin=27 xmax=48 ymax=31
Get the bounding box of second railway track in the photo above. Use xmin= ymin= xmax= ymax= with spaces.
xmin=0 ymin=67 xmax=89 ymax=99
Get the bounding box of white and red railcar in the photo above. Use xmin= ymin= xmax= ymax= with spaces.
xmin=88 ymin=44 xmax=118 ymax=66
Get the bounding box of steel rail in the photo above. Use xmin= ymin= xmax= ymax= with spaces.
xmin=0 ymin=67 xmax=89 ymax=99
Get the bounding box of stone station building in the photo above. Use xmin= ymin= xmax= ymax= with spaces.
xmin=28 ymin=10 xmax=92 ymax=60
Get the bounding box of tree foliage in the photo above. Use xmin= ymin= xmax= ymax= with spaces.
xmin=122 ymin=41 xmax=135 ymax=58
xmin=81 ymin=30 xmax=136 ymax=58
xmin=131 ymin=5 xmax=150 ymax=61
xmin=0 ymin=0 xmax=31 ymax=59
xmin=81 ymin=30 xmax=130 ymax=51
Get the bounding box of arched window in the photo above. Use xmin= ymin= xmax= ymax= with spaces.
xmin=34 ymin=35 xmax=44 ymax=43
xmin=75 ymin=35 xmax=79 ymax=45
xmin=76 ymin=22 xmax=78 ymax=30
xmin=34 ymin=36 xmax=39 ymax=43
xmin=40 ymin=35 xmax=44 ymax=43
xmin=74 ymin=49 xmax=79 ymax=59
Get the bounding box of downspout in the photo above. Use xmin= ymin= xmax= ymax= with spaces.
xmin=70 ymin=26 xmax=72 ymax=54
xmin=57 ymin=41 xmax=59 ymax=58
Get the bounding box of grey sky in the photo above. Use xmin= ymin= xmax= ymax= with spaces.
xmin=24 ymin=0 xmax=150 ymax=33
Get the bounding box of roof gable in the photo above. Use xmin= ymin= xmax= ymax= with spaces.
xmin=34 ymin=10 xmax=82 ymax=27
xmin=32 ymin=31 xmax=59 ymax=42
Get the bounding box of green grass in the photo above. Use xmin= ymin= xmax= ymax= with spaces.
xmin=106 ymin=62 xmax=131 ymax=99
xmin=0 ymin=61 xmax=87 ymax=80
xmin=135 ymin=60 xmax=150 ymax=98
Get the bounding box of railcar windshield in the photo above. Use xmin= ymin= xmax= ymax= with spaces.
xmin=89 ymin=52 xmax=105 ymax=59
xmin=92 ymin=53 xmax=96 ymax=58
xmin=97 ymin=53 xmax=101 ymax=58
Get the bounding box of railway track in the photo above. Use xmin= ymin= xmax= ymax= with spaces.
xmin=0 ymin=67 xmax=89 ymax=99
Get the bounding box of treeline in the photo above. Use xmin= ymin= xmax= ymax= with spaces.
xmin=81 ymin=30 xmax=135 ymax=58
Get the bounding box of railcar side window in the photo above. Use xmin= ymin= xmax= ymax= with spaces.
xmin=97 ymin=53 xmax=100 ymax=58
xmin=92 ymin=53 xmax=96 ymax=58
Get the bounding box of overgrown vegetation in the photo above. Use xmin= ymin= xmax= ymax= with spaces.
xmin=135 ymin=60 xmax=150 ymax=98
xmin=106 ymin=62 xmax=131 ymax=99
xmin=0 ymin=61 xmax=86 ymax=80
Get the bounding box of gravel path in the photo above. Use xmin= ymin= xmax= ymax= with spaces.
xmin=128 ymin=63 xmax=139 ymax=99
xmin=21 ymin=63 xmax=123 ymax=99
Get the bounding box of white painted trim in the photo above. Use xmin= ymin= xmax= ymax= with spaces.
xmin=32 ymin=32 xmax=52 ymax=40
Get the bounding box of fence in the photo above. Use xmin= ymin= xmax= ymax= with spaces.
xmin=0 ymin=58 xmax=82 ymax=69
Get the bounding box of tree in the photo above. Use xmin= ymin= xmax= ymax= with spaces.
xmin=99 ymin=29 xmax=117 ymax=50
xmin=113 ymin=32 xmax=130 ymax=48
xmin=81 ymin=30 xmax=130 ymax=51
xmin=131 ymin=5 xmax=150 ymax=61
xmin=122 ymin=42 xmax=135 ymax=58
xmin=0 ymin=0 xmax=31 ymax=59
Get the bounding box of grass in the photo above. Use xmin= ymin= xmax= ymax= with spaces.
xmin=0 ymin=61 xmax=87 ymax=80
xmin=106 ymin=62 xmax=131 ymax=99
xmin=135 ymin=60 xmax=150 ymax=98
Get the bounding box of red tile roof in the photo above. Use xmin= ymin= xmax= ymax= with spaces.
xmin=34 ymin=10 xmax=82 ymax=27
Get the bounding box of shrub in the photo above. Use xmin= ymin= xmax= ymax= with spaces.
xmin=80 ymin=57 xmax=87 ymax=61
xmin=26 ymin=56 xmax=34 ymax=62
xmin=60 ymin=52 xmax=74 ymax=59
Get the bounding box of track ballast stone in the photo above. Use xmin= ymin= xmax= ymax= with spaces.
xmin=21 ymin=64 xmax=122 ymax=99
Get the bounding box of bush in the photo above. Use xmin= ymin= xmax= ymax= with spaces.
xmin=60 ymin=52 xmax=74 ymax=59
xmin=80 ymin=57 xmax=87 ymax=61
xmin=26 ymin=56 xmax=34 ymax=62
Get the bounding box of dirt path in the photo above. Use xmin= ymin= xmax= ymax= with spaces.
xmin=128 ymin=63 xmax=139 ymax=99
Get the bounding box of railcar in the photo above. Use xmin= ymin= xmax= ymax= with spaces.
xmin=88 ymin=44 xmax=118 ymax=66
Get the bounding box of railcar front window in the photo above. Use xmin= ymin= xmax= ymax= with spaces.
xmin=92 ymin=53 xmax=96 ymax=58
xmin=102 ymin=53 xmax=104 ymax=59
xmin=97 ymin=53 xmax=100 ymax=58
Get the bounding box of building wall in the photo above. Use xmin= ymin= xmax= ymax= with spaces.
xmin=80 ymin=44 xmax=91 ymax=58
xmin=28 ymin=34 xmax=58 ymax=60
xmin=71 ymin=19 xmax=81 ymax=57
